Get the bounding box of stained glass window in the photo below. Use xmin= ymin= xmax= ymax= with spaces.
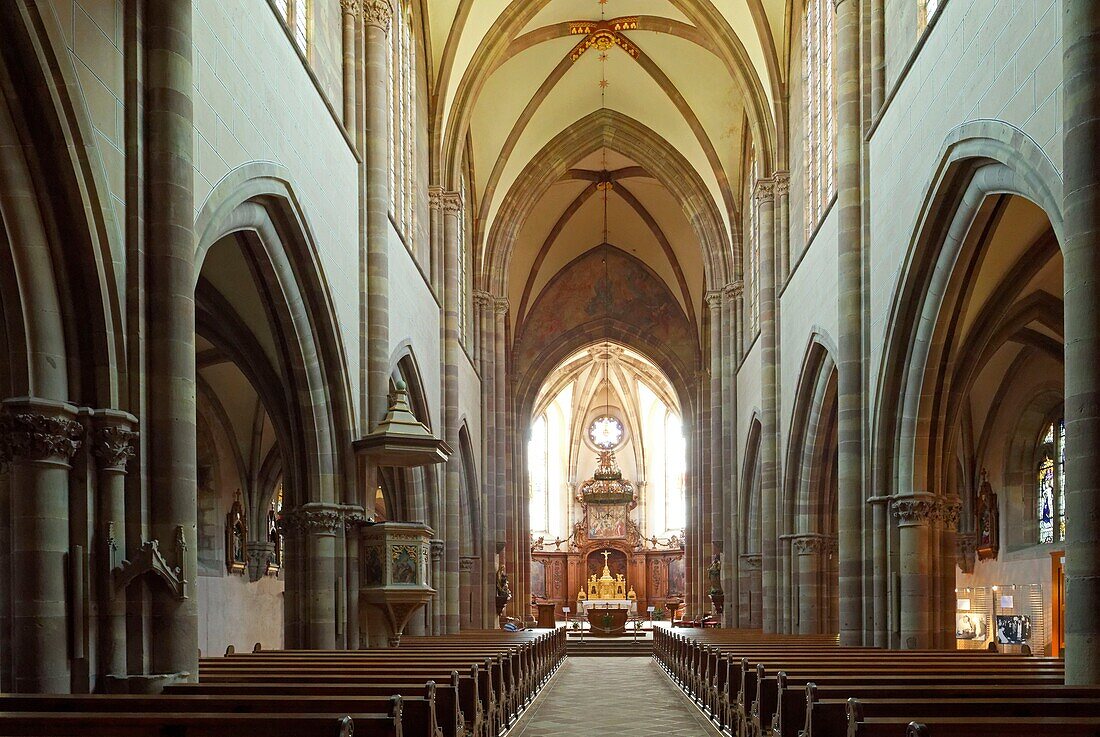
xmin=588 ymin=416 xmax=624 ymax=450
xmin=529 ymin=415 xmax=548 ymax=534
xmin=1038 ymin=419 xmax=1066 ymax=544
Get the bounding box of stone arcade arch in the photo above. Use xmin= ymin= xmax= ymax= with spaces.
xmin=194 ymin=165 xmax=357 ymax=650
xmin=874 ymin=122 xmax=1064 ymax=651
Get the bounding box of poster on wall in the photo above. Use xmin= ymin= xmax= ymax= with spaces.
xmin=955 ymin=612 xmax=986 ymax=641
xmin=588 ymin=505 xmax=628 ymax=539
xmin=996 ymin=614 xmax=1032 ymax=645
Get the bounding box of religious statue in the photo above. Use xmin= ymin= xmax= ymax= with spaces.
xmin=495 ymin=565 xmax=512 ymax=616
xmin=975 ymin=469 xmax=999 ymax=561
xmin=587 ymin=550 xmax=629 ymax=600
xmin=707 ymin=552 xmax=724 ymax=616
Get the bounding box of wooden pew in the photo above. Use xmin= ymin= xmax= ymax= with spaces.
xmin=847 ymin=698 xmax=1100 ymax=737
xmin=0 ymin=710 xmax=377 ymax=737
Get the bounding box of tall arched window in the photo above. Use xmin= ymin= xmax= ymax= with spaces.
xmin=746 ymin=146 xmax=760 ymax=336
xmin=920 ymin=0 xmax=943 ymax=30
xmin=389 ymin=3 xmax=417 ymax=238
xmin=274 ymin=0 xmax=310 ymax=54
xmin=1037 ymin=419 xmax=1066 ymax=545
xmin=803 ymin=0 xmax=836 ymax=233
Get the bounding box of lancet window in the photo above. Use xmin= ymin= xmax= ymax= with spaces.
xmin=274 ymin=0 xmax=310 ymax=54
xmin=389 ymin=2 xmax=417 ymax=239
xmin=803 ymin=0 xmax=836 ymax=233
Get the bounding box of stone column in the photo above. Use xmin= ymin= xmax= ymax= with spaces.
xmin=90 ymin=413 xmax=138 ymax=681
xmin=870 ymin=0 xmax=886 ymax=113
xmin=793 ymin=534 xmax=832 ymax=635
xmin=706 ymin=292 xmax=724 ymax=571
xmin=774 ymin=172 xmax=791 ymax=283
xmin=430 ymin=540 xmax=444 ymax=633
xmin=722 ymin=283 xmax=739 ymax=627
xmin=1064 ymin=0 xmax=1100 ymax=685
xmin=740 ymin=553 xmax=762 ymax=628
xmin=892 ymin=494 xmax=936 ymax=649
xmin=340 ymin=0 xmax=359 ymax=142
xmin=344 ymin=510 xmax=365 ymax=649
xmin=493 ymin=299 xmax=508 ymax=563
xmin=364 ymin=0 xmax=392 ymax=427
xmin=459 ymin=557 xmax=476 ymax=629
xmin=283 ymin=505 xmax=340 ymax=648
xmin=145 ymin=0 xmax=198 ymax=680
xmin=834 ymin=0 xmax=865 ymax=647
xmin=442 ymin=191 xmax=463 ymax=634
xmin=475 ymin=291 xmax=497 ymax=624
xmin=756 ymin=177 xmax=779 ymax=633
xmin=868 ymin=496 xmax=890 ymax=647
xmin=0 ymin=400 xmax=83 ymax=692
xmin=0 ymin=458 xmax=9 ymax=691
xmin=935 ymin=497 xmax=960 ymax=649
xmin=779 ymin=535 xmax=793 ymax=634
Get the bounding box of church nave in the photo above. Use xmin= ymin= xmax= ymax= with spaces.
xmin=510 ymin=656 xmax=722 ymax=737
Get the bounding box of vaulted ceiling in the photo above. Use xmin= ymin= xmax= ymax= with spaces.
xmin=424 ymin=0 xmax=790 ymax=337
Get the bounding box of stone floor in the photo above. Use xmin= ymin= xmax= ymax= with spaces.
xmin=509 ymin=657 xmax=723 ymax=737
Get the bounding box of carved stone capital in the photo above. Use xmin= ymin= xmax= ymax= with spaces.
xmin=753 ymin=178 xmax=775 ymax=204
xmin=279 ymin=505 xmax=343 ymax=537
xmin=0 ymin=401 xmax=83 ymax=467
xmin=935 ymin=496 xmax=962 ymax=529
xmin=705 ymin=290 xmax=724 ymax=310
xmin=773 ymin=171 xmax=791 ymax=197
xmin=723 ymin=281 xmax=744 ymax=299
xmin=891 ymin=494 xmax=939 ymax=526
xmin=494 ymin=297 xmax=509 ymax=316
xmin=92 ymin=425 xmax=139 ymax=473
xmin=342 ymin=506 xmax=368 ymax=531
xmin=473 ymin=290 xmax=495 ymax=309
xmin=339 ymin=0 xmax=360 ymax=17
xmin=362 ymin=0 xmax=392 ymax=32
xmin=441 ymin=191 xmax=463 ymax=216
xmin=430 ymin=539 xmax=445 ymax=563
xmin=459 ymin=556 xmax=476 ymax=573
xmin=428 ymin=186 xmax=444 ymax=211
xmin=792 ymin=534 xmax=836 ymax=556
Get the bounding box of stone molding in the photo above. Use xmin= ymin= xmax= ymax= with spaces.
xmin=362 ymin=0 xmax=392 ymax=32
xmin=92 ymin=425 xmax=139 ymax=472
xmin=891 ymin=493 xmax=939 ymax=526
xmin=792 ymin=534 xmax=836 ymax=556
xmin=0 ymin=403 xmax=83 ymax=467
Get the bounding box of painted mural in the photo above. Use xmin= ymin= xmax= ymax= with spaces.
xmin=514 ymin=245 xmax=698 ymax=384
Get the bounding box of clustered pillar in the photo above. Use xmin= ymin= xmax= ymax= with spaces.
xmin=441 ymin=191 xmax=463 ymax=633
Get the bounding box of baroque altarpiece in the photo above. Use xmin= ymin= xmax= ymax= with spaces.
xmin=531 ymin=450 xmax=684 ymax=617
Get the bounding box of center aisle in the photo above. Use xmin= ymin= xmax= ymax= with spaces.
xmin=509 ymin=656 xmax=722 ymax=737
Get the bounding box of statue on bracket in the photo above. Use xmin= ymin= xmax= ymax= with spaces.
xmin=226 ymin=491 xmax=247 ymax=575
xmin=975 ymin=469 xmax=999 ymax=561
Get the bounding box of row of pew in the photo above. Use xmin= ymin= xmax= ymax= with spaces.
xmin=0 ymin=628 xmax=566 ymax=737
xmin=653 ymin=626 xmax=1100 ymax=737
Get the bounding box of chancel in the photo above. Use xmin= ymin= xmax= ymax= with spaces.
xmin=1 ymin=0 xmax=1099 ymax=734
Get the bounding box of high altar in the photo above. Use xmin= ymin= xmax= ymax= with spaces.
xmin=531 ymin=450 xmax=685 ymax=618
